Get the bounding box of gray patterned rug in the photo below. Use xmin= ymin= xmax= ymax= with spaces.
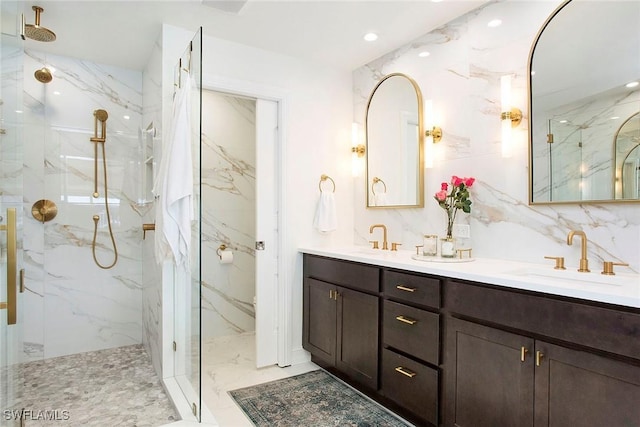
xmin=229 ymin=369 xmax=411 ymax=426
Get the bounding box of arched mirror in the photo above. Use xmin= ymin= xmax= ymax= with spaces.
xmin=365 ymin=73 xmax=424 ymax=208
xmin=615 ymin=112 xmax=640 ymax=199
xmin=528 ymin=0 xmax=640 ymax=204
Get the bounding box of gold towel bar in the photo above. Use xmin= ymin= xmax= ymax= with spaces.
xmin=371 ymin=177 xmax=387 ymax=195
xmin=319 ymin=174 xmax=336 ymax=193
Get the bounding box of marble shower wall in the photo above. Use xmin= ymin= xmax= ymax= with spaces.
xmin=201 ymin=90 xmax=256 ymax=339
xmin=353 ymin=0 xmax=640 ymax=272
xmin=22 ymin=50 xmax=144 ymax=360
xmin=141 ymin=33 xmax=164 ymax=377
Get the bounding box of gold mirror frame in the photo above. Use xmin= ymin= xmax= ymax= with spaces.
xmin=365 ymin=73 xmax=424 ymax=209
xmin=527 ymin=0 xmax=640 ymax=205
xmin=614 ymin=112 xmax=640 ymax=200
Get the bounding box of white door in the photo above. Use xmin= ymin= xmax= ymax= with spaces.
xmin=255 ymin=99 xmax=278 ymax=368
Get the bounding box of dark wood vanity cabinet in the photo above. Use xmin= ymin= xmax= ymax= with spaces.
xmin=303 ymin=255 xmax=380 ymax=390
xmin=381 ymin=270 xmax=442 ymax=426
xmin=444 ymin=280 xmax=640 ymax=427
xmin=302 ymin=254 xmax=640 ymax=427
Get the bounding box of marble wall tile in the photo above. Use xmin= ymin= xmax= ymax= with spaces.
xmin=353 ymin=0 xmax=640 ymax=273
xmin=21 ymin=49 xmax=144 ymax=360
xmin=200 ymin=90 xmax=256 ymax=339
xmin=141 ymin=33 xmax=163 ymax=377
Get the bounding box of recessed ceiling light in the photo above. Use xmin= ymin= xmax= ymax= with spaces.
xmin=531 ymin=71 xmax=536 ymax=76
xmin=15 ymin=110 xmax=23 ymax=114
xmin=626 ymin=81 xmax=639 ymax=88
xmin=611 ymin=116 xmax=620 ymax=120
xmin=418 ymin=51 xmax=430 ymax=58
xmin=53 ymin=91 xmax=60 ymax=95
xmin=488 ymin=19 xmax=502 ymax=28
xmin=559 ymin=120 xmax=568 ymax=124
xmin=123 ymin=115 xmax=130 ymax=120
xmin=364 ymin=33 xmax=378 ymax=42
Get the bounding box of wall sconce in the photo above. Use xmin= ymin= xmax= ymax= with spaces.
xmin=424 ymin=100 xmax=442 ymax=169
xmin=500 ymin=75 xmax=522 ymax=158
xmin=351 ymin=122 xmax=365 ymax=176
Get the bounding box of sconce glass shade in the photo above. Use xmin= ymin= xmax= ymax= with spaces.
xmin=424 ymin=100 xmax=435 ymax=168
xmin=501 ymin=75 xmax=515 ymax=158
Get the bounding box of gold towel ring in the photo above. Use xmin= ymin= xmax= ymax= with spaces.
xmin=319 ymin=174 xmax=336 ymax=193
xmin=371 ymin=177 xmax=387 ymax=195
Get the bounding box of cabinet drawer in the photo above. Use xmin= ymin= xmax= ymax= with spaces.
xmin=304 ymin=254 xmax=379 ymax=293
xmin=446 ymin=280 xmax=640 ymax=361
xmin=383 ymin=300 xmax=439 ymax=365
xmin=383 ymin=270 xmax=440 ymax=308
xmin=381 ymin=348 xmax=439 ymax=426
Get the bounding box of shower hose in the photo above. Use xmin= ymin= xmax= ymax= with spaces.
xmin=92 ymin=140 xmax=118 ymax=269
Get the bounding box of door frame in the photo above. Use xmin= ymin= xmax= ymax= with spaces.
xmin=201 ymin=74 xmax=291 ymax=367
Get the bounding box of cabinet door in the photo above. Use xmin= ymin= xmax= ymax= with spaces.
xmin=336 ymin=286 xmax=379 ymax=390
xmin=534 ymin=341 xmax=640 ymax=427
xmin=302 ymin=278 xmax=337 ymax=366
xmin=444 ymin=318 xmax=534 ymax=427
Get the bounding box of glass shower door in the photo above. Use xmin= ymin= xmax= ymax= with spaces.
xmin=0 ymin=3 xmax=25 ymax=424
xmin=173 ymin=27 xmax=203 ymax=421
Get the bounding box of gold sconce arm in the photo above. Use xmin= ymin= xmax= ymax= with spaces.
xmin=0 ymin=208 xmax=17 ymax=325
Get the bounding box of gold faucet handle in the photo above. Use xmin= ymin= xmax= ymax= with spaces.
xmin=391 ymin=242 xmax=402 ymax=251
xmin=369 ymin=240 xmax=379 ymax=250
xmin=544 ymin=256 xmax=566 ymax=270
xmin=601 ymin=261 xmax=629 ymax=276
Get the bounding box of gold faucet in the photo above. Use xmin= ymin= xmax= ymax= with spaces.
xmin=369 ymin=224 xmax=388 ymax=250
xmin=567 ymin=230 xmax=590 ymax=272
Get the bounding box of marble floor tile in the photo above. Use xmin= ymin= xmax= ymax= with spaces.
xmin=2 ymin=345 xmax=178 ymax=426
xmin=201 ymin=333 xmax=318 ymax=427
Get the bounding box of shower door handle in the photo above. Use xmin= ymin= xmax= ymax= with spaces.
xmin=0 ymin=208 xmax=17 ymax=325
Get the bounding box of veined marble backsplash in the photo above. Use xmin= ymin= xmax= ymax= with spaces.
xmin=21 ymin=50 xmax=145 ymax=360
xmin=353 ymin=0 xmax=640 ymax=272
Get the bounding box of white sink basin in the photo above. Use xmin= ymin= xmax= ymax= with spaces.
xmin=502 ymin=266 xmax=637 ymax=288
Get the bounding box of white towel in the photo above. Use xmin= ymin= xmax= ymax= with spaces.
xmin=152 ymin=76 xmax=194 ymax=266
xmin=313 ymin=192 xmax=337 ymax=233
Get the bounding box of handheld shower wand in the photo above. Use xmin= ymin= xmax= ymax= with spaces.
xmin=91 ymin=109 xmax=118 ymax=269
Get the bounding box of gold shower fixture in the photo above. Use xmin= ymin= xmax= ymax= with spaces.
xmin=22 ymin=6 xmax=57 ymax=42
xmin=34 ymin=67 xmax=52 ymax=83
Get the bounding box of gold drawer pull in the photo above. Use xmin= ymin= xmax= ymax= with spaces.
xmin=536 ymin=351 xmax=544 ymax=367
xmin=396 ymin=315 xmax=417 ymax=325
xmin=395 ymin=366 xmax=416 ymax=378
xmin=396 ymin=285 xmax=416 ymax=293
xmin=521 ymin=346 xmax=528 ymax=362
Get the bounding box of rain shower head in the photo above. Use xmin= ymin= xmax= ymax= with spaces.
xmin=23 ymin=6 xmax=56 ymax=42
xmin=34 ymin=67 xmax=52 ymax=83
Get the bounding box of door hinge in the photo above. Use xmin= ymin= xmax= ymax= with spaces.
xmin=173 ymin=341 xmax=177 ymax=352
xmin=192 ymin=403 xmax=197 ymax=416
xmin=547 ymin=133 xmax=554 ymax=143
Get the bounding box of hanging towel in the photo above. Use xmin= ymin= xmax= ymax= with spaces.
xmin=313 ymin=191 xmax=337 ymax=233
xmin=152 ymin=76 xmax=194 ymax=266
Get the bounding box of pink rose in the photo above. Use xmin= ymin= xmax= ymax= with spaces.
xmin=441 ymin=182 xmax=448 ymax=191
xmin=435 ymin=190 xmax=448 ymax=201
xmin=452 ymin=176 xmax=463 ymax=187
xmin=464 ymin=177 xmax=475 ymax=187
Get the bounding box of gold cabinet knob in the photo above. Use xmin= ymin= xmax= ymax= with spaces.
xmin=544 ymin=256 xmax=566 ymax=270
xmin=601 ymin=261 xmax=629 ymax=276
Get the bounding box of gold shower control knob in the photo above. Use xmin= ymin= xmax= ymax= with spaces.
xmin=31 ymin=199 xmax=57 ymax=223
xmin=93 ymin=192 xmax=99 ymax=198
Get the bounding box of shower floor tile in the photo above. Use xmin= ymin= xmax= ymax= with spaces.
xmin=3 ymin=344 xmax=178 ymax=426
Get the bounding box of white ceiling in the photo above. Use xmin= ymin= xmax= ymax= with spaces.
xmin=15 ymin=0 xmax=489 ymax=71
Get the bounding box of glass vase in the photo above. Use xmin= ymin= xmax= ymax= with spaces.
xmin=440 ymin=236 xmax=456 ymax=258
xmin=422 ymin=235 xmax=438 ymax=257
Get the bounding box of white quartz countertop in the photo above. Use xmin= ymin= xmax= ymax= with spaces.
xmin=299 ymin=246 xmax=640 ymax=309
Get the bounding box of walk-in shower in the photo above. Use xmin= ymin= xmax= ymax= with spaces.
xmin=90 ymin=109 xmax=118 ymax=269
